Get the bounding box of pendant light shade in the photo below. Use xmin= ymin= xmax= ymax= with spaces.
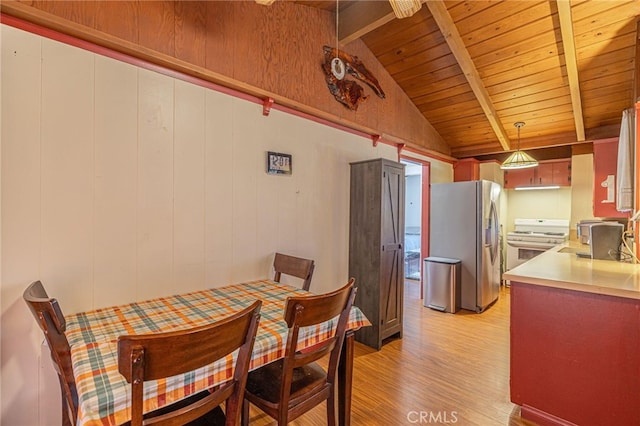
xmin=389 ymin=0 xmax=423 ymax=19
xmin=501 ymin=122 xmax=538 ymax=170
xmin=255 ymin=0 xmax=276 ymax=5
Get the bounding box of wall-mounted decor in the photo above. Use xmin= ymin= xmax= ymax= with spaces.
xmin=267 ymin=151 xmax=292 ymax=175
xmin=322 ymin=46 xmax=385 ymax=111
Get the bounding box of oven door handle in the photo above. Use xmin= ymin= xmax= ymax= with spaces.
xmin=506 ymin=240 xmax=558 ymax=249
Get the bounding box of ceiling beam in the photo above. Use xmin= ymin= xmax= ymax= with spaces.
xmin=338 ymin=1 xmax=396 ymax=45
xmin=425 ymin=1 xmax=511 ymax=151
xmin=557 ymin=0 xmax=586 ymax=141
xmin=451 ymin=124 xmax=621 ymax=158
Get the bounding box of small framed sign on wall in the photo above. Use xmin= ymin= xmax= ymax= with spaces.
xmin=266 ymin=151 xmax=292 ymax=175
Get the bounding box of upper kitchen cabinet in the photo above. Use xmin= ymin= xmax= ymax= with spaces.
xmin=592 ymin=138 xmax=628 ymax=218
xmin=504 ymin=159 xmax=571 ymax=189
xmin=454 ymin=159 xmax=480 ymax=182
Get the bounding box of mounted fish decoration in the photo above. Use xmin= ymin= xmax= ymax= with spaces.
xmin=322 ymin=46 xmax=385 ymax=111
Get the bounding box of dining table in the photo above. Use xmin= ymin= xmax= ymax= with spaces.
xmin=65 ymin=279 xmax=370 ymax=426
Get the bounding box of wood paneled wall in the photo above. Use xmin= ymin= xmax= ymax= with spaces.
xmin=3 ymin=0 xmax=450 ymax=155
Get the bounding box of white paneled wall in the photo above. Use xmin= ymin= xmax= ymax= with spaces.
xmin=0 ymin=24 xmax=401 ymax=425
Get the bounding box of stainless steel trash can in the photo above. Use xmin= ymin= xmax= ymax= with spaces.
xmin=423 ymin=257 xmax=461 ymax=313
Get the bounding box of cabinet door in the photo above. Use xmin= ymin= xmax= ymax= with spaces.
xmin=380 ymin=165 xmax=404 ymax=338
xmin=504 ymin=168 xmax=535 ymax=188
xmin=454 ymin=159 xmax=479 ymax=181
xmin=552 ymin=160 xmax=571 ymax=186
xmin=536 ymin=163 xmax=554 ymax=185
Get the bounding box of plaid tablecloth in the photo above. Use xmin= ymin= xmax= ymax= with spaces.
xmin=65 ymin=279 xmax=370 ymax=426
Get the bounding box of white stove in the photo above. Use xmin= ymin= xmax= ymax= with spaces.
xmin=506 ymin=219 xmax=569 ymax=270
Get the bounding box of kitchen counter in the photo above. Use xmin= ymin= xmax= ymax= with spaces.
xmin=503 ymin=240 xmax=640 ymax=299
xmin=506 ymin=240 xmax=640 ymax=426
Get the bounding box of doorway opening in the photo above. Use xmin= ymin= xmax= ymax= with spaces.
xmin=402 ymin=160 xmax=422 ymax=280
xmin=401 ymin=156 xmax=431 ymax=298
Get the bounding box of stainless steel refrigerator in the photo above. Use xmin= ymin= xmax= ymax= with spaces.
xmin=429 ymin=180 xmax=501 ymax=312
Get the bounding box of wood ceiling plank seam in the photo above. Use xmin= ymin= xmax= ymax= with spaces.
xmin=426 ymin=108 xmax=490 ymax=124
xmin=557 ymin=0 xmax=585 ymax=141
xmin=387 ymin=49 xmax=459 ymax=80
xmin=582 ymin=70 xmax=633 ymax=91
xmin=383 ymin=41 xmax=454 ymax=68
xmin=570 ymin=0 xmax=639 ymax=27
xmin=425 ymin=0 xmax=511 ymax=150
xmin=576 ymin=36 xmax=637 ymax=62
xmin=430 ymin=119 xmax=493 ymax=131
xmin=458 ymin=2 xmax=556 ymax=49
xmin=407 ymin=76 xmax=471 ymax=99
xmin=470 ymin=28 xmax=564 ymax=70
xmin=496 ymin=98 xmax=576 ymax=117
xmin=578 ymin=59 xmax=635 ymax=83
xmin=417 ymin=91 xmax=478 ymax=110
xmin=401 ymin=66 xmax=466 ymax=92
xmin=464 ymin=14 xmax=559 ymax=57
xmin=582 ymin=83 xmax=633 ymax=100
xmin=572 ymin=19 xmax=639 ymax=50
xmin=412 ymin=85 xmax=473 ymax=106
xmin=480 ymin=56 xmax=568 ymax=88
xmin=492 ymin=86 xmax=572 ymax=105
xmin=578 ymin=46 xmax=636 ymax=72
xmin=486 ymin=68 xmax=570 ymax=96
xmin=434 ymin=118 xmax=505 ymax=131
xmin=375 ymin=30 xmax=446 ymax=68
xmin=396 ymin=60 xmax=464 ymax=87
xmin=478 ymin=46 xmax=563 ymax=78
xmin=453 ymin=1 xmax=549 ymax=38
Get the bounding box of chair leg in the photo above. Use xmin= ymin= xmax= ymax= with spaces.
xmin=58 ymin=377 xmax=73 ymax=426
xmin=61 ymin=397 xmax=72 ymax=426
xmin=241 ymin=400 xmax=250 ymax=426
xmin=326 ymin=392 xmax=336 ymax=426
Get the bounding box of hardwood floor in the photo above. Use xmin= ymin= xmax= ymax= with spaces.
xmin=245 ymin=279 xmax=536 ymax=425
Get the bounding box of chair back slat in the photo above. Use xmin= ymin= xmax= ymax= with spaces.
xmin=285 ymin=278 xmax=357 ymax=371
xmin=273 ymin=253 xmax=315 ymax=291
xmin=118 ymin=300 xmax=262 ymax=426
xmin=23 ymin=280 xmax=78 ymax=425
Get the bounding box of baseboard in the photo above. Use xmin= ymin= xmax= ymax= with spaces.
xmin=521 ymin=404 xmax=578 ymax=426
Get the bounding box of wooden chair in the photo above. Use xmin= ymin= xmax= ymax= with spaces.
xmin=273 ymin=253 xmax=316 ymax=291
xmin=23 ymin=280 xmax=78 ymax=426
xmin=241 ymin=279 xmax=356 ymax=426
xmin=118 ymin=300 xmax=262 ymax=426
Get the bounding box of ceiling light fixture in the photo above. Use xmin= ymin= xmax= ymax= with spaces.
xmin=389 ymin=0 xmax=423 ymax=19
xmin=500 ymin=121 xmax=538 ymax=170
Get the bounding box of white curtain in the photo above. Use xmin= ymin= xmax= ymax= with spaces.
xmin=616 ymin=108 xmax=635 ymax=212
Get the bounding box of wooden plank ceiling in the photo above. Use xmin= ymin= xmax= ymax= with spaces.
xmin=299 ymin=0 xmax=639 ymax=161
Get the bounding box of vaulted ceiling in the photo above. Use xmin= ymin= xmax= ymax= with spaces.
xmin=300 ymin=0 xmax=639 ymax=162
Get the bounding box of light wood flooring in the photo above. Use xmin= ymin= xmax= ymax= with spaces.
xmin=245 ymin=280 xmax=536 ymax=425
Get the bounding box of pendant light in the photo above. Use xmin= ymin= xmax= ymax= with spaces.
xmin=500 ymin=121 xmax=538 ymax=170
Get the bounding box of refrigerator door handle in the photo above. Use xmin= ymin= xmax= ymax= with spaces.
xmin=490 ymin=202 xmax=499 ymax=263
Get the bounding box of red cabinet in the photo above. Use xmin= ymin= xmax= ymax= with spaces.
xmin=504 ymin=159 xmax=571 ymax=189
xmin=592 ymin=138 xmax=627 ymax=218
xmin=453 ymin=159 xmax=479 ymax=182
